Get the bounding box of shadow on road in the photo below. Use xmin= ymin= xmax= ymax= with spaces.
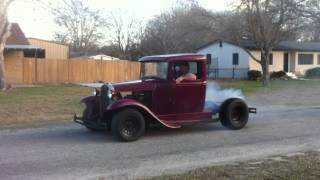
xmin=9 ymin=122 xmax=230 ymax=144
xmin=144 ymin=123 xmax=226 ymax=138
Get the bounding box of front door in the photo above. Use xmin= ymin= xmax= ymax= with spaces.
xmin=174 ymin=81 xmax=206 ymax=114
xmin=284 ymin=53 xmax=289 ymax=72
xmin=173 ymin=61 xmax=206 ymax=114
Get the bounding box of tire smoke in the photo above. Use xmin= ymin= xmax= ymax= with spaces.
xmin=204 ymin=82 xmax=245 ymax=113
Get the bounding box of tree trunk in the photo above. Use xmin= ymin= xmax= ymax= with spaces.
xmin=261 ymin=49 xmax=270 ymax=86
xmin=0 ymin=44 xmax=6 ymax=90
xmin=0 ymin=0 xmax=14 ymax=90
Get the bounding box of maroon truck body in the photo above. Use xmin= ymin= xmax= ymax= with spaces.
xmin=74 ymin=54 xmax=256 ymax=141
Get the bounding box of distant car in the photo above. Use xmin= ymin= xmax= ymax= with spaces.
xmin=74 ymin=54 xmax=256 ymax=141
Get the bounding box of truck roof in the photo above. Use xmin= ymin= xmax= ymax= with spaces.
xmin=139 ymin=53 xmax=206 ymax=62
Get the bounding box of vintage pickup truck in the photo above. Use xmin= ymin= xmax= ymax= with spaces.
xmin=74 ymin=54 xmax=256 ymax=141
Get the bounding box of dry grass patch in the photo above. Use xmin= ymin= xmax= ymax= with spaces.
xmin=146 ymin=151 xmax=320 ymax=180
xmin=0 ymin=85 xmax=91 ymax=127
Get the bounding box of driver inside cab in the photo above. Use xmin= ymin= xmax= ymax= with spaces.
xmin=175 ymin=62 xmax=197 ymax=83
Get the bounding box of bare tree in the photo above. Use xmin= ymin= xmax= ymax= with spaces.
xmin=106 ymin=12 xmax=144 ymax=60
xmin=0 ymin=0 xmax=14 ymax=90
xmin=52 ymin=0 xmax=108 ymax=55
xmin=141 ymin=1 xmax=215 ymax=55
xmin=299 ymin=0 xmax=320 ymax=41
xmin=236 ymin=0 xmax=307 ymax=86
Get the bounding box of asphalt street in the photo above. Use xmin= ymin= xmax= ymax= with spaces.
xmin=1 ymin=105 xmax=320 ymax=179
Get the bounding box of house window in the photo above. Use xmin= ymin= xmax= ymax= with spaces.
xmin=232 ymin=53 xmax=239 ymax=65
xmin=269 ymin=54 xmax=273 ymax=65
xmin=298 ymin=54 xmax=314 ymax=65
xmin=261 ymin=53 xmax=273 ymax=65
xmin=206 ymin=54 xmax=212 ymax=64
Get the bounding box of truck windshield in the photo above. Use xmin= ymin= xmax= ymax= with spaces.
xmin=141 ymin=62 xmax=168 ymax=80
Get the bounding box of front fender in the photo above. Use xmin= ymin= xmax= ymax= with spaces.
xmin=80 ymin=96 xmax=98 ymax=106
xmin=108 ymin=99 xmax=180 ymax=128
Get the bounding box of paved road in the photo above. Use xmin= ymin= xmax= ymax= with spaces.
xmin=1 ymin=105 xmax=320 ymax=180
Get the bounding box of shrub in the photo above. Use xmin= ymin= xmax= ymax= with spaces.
xmin=270 ymin=71 xmax=287 ymax=79
xmin=248 ymin=70 xmax=262 ymax=81
xmin=305 ymin=67 xmax=320 ymax=79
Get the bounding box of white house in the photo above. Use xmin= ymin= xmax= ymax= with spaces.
xmin=196 ymin=39 xmax=320 ymax=78
xmin=196 ymin=40 xmax=249 ymax=78
xmin=72 ymin=54 xmax=120 ymax=61
xmin=88 ymin=54 xmax=120 ymax=61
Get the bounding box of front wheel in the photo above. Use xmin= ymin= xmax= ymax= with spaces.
xmin=220 ymin=98 xmax=249 ymax=130
xmin=111 ymin=108 xmax=145 ymax=142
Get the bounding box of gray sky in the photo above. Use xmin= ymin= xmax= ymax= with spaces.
xmin=9 ymin=0 xmax=234 ymax=40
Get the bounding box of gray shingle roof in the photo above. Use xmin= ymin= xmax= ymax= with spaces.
xmin=196 ymin=39 xmax=320 ymax=52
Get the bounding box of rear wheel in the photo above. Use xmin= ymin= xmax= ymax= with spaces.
xmin=220 ymin=98 xmax=249 ymax=130
xmin=111 ymin=108 xmax=145 ymax=142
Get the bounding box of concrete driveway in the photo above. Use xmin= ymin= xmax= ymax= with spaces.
xmin=0 ymin=105 xmax=320 ymax=180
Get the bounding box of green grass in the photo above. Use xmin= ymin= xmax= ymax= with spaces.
xmin=217 ymin=79 xmax=320 ymax=95
xmin=146 ymin=151 xmax=320 ymax=180
xmin=268 ymin=79 xmax=320 ymax=90
xmin=0 ymin=85 xmax=91 ymax=127
xmin=217 ymin=80 xmax=261 ymax=95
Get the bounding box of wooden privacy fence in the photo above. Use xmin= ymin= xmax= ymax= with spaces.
xmin=22 ymin=58 xmax=141 ymax=84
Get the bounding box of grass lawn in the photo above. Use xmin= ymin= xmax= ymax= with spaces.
xmin=0 ymin=85 xmax=91 ymax=128
xmin=146 ymin=151 xmax=320 ymax=180
xmin=216 ymin=80 xmax=261 ymax=95
xmin=217 ymin=79 xmax=320 ymax=95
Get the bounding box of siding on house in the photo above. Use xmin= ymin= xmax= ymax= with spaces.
xmin=197 ymin=41 xmax=250 ymax=78
xmin=249 ymin=51 xmax=285 ymax=72
xmin=4 ymin=51 xmax=24 ymax=84
xmin=197 ymin=39 xmax=320 ymax=77
xmin=28 ymin=38 xmax=69 ymax=59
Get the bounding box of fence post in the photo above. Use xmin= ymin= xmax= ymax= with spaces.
xmin=232 ymin=67 xmax=235 ymax=79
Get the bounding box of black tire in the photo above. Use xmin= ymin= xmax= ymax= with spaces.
xmin=220 ymin=98 xmax=249 ymax=130
xmin=111 ymin=108 xmax=145 ymax=142
xmin=82 ymin=108 xmax=100 ymax=131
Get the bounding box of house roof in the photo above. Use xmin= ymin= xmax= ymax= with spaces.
xmin=6 ymin=23 xmax=30 ymax=45
xmin=139 ymin=53 xmax=206 ymax=62
xmin=28 ymin=37 xmax=69 ymax=47
xmin=196 ymin=39 xmax=320 ymax=52
xmin=4 ymin=23 xmax=46 ymax=58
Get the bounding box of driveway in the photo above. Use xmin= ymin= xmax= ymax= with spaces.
xmin=0 ymin=105 xmax=320 ymax=179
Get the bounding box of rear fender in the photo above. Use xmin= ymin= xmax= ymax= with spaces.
xmin=108 ymin=99 xmax=179 ymax=128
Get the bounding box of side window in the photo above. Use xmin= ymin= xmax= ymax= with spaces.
xmin=174 ymin=61 xmax=203 ymax=82
xmin=206 ymin=54 xmax=212 ymax=64
xmin=298 ymin=54 xmax=314 ymax=65
xmin=232 ymin=53 xmax=239 ymax=66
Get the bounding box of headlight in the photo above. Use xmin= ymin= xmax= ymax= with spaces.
xmin=107 ymin=83 xmax=115 ymax=99
xmin=107 ymin=90 xmax=113 ymax=98
xmin=92 ymin=88 xmax=100 ymax=96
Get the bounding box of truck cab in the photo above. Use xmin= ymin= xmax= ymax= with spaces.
xmin=74 ymin=54 xmax=256 ymax=141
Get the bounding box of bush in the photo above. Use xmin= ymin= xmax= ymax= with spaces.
xmin=248 ymin=70 xmax=262 ymax=81
xmin=305 ymin=67 xmax=320 ymax=79
xmin=270 ymin=71 xmax=287 ymax=79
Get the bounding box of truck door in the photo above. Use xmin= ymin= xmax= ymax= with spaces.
xmin=173 ymin=61 xmax=206 ymax=114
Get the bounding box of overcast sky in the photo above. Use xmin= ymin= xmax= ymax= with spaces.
xmin=9 ymin=0 xmax=234 ymax=40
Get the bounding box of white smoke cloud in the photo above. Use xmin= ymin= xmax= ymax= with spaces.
xmin=204 ymin=82 xmax=245 ymax=112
